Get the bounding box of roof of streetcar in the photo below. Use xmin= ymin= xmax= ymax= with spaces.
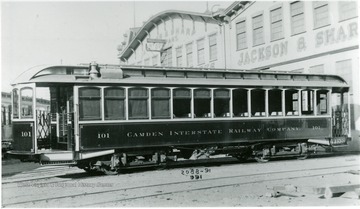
xmin=12 ymin=64 xmax=349 ymax=89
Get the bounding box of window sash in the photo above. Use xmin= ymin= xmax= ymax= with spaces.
xmin=236 ymin=20 xmax=247 ymax=50
xmin=313 ymin=2 xmax=329 ymax=28
xmin=339 ymin=1 xmax=358 ymax=21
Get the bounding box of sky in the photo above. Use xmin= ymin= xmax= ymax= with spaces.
xmin=1 ymin=0 xmax=232 ymax=92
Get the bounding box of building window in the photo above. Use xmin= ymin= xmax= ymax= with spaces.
xmin=104 ymin=87 xmax=125 ymax=120
xmin=313 ymin=1 xmax=330 ymax=29
xmin=197 ymin=38 xmax=205 ymax=65
xmin=194 ymin=89 xmax=211 ymax=118
xmin=339 ymin=1 xmax=358 ymax=22
xmin=79 ymin=87 xmax=101 ymax=120
xmin=186 ymin=42 xmax=193 ymax=67
xmin=336 ymin=59 xmax=353 ymax=94
xmin=161 ymin=47 xmax=172 ymax=67
xmin=144 ymin=58 xmax=150 ymax=66
xmin=236 ymin=20 xmax=247 ymax=50
xmin=252 ymin=14 xmax=264 ymax=46
xmin=151 ymin=88 xmax=170 ymax=119
xmin=128 ymin=88 xmax=149 ymax=119
xmin=270 ymin=7 xmax=283 ymax=41
xmin=209 ymin=34 xmax=217 ymax=61
xmin=309 ymin=64 xmax=324 ymax=74
xmin=176 ymin=46 xmax=183 ymax=67
xmin=152 ymin=55 xmax=158 ymax=66
xmin=290 ymin=1 xmax=305 ymax=35
xmin=173 ymin=88 xmax=191 ymax=118
xmin=214 ymin=89 xmax=230 ymax=117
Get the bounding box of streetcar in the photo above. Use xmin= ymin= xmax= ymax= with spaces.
xmin=8 ymin=62 xmax=351 ymax=174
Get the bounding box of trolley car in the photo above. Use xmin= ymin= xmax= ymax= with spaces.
xmin=8 ymin=62 xmax=351 ymax=174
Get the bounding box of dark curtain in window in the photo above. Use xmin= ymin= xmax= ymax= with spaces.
xmin=79 ymin=88 xmax=101 ymax=120
xmin=152 ymin=89 xmax=170 ymax=119
xmin=129 ymin=88 xmax=148 ymax=119
xmin=105 ymin=88 xmax=125 ymax=120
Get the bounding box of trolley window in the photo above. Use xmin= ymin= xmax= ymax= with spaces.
xmin=317 ymin=90 xmax=328 ymax=115
xmin=233 ymin=89 xmax=248 ymax=117
xmin=269 ymin=89 xmax=282 ymax=116
xmin=301 ymin=89 xmax=314 ymax=115
xmin=251 ymin=89 xmax=265 ymax=117
xmin=214 ymin=89 xmax=230 ymax=117
xmin=12 ymin=89 xmax=19 ymax=119
xmin=20 ymin=87 xmax=33 ymax=119
xmin=194 ymin=89 xmax=211 ymax=118
xmin=79 ymin=87 xmax=101 ymax=120
xmin=151 ymin=88 xmax=170 ymax=119
xmin=128 ymin=88 xmax=149 ymax=119
xmin=104 ymin=87 xmax=125 ymax=120
xmin=173 ymin=88 xmax=191 ymax=118
xmin=285 ymin=89 xmax=299 ymax=116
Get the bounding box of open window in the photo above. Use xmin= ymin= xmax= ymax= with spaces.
xmin=268 ymin=89 xmax=282 ymax=116
xmin=20 ymin=87 xmax=34 ymax=119
xmin=233 ymin=89 xmax=248 ymax=117
xmin=173 ymin=88 xmax=191 ymax=118
xmin=251 ymin=89 xmax=265 ymax=117
xmin=12 ymin=89 xmax=19 ymax=119
xmin=214 ymin=89 xmax=230 ymax=117
xmin=194 ymin=89 xmax=211 ymax=118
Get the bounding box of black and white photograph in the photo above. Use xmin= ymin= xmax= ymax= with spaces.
xmin=1 ymin=0 xmax=360 ymax=207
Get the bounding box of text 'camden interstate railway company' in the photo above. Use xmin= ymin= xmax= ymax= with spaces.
xmin=125 ymin=126 xmax=311 ymax=138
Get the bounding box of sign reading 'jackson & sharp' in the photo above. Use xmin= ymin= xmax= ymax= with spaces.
xmin=238 ymin=21 xmax=358 ymax=66
xmin=80 ymin=118 xmax=331 ymax=150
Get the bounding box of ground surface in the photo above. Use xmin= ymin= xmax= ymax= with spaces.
xmin=1 ymin=154 xmax=360 ymax=207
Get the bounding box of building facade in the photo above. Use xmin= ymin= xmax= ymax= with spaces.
xmin=117 ymin=10 xmax=226 ymax=69
xmin=117 ymin=1 xmax=359 ymax=147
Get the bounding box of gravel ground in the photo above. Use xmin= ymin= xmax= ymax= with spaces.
xmin=2 ymin=154 xmax=360 ymax=207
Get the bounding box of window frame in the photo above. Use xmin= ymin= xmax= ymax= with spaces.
xmin=338 ymin=1 xmax=358 ymax=22
xmin=208 ymin=33 xmax=217 ymax=61
xmin=128 ymin=87 xmax=149 ymax=120
xmin=290 ymin=1 xmax=306 ymax=35
xmin=236 ymin=19 xmax=247 ymax=50
xmin=151 ymin=88 xmax=171 ymax=119
xmin=313 ymin=1 xmax=330 ymax=29
xmin=270 ymin=6 xmax=284 ymax=41
xmin=197 ymin=38 xmax=205 ymax=65
xmin=78 ymin=87 xmax=102 ymax=121
xmin=252 ymin=13 xmax=264 ymax=46
xmin=104 ymin=87 xmax=126 ymax=120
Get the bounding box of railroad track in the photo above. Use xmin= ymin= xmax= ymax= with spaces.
xmin=1 ymin=151 xmax=353 ymax=186
xmin=2 ymin=156 xmax=359 ymax=207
